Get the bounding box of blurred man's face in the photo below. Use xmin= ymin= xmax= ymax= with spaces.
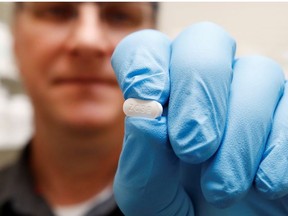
xmin=13 ymin=3 xmax=155 ymax=130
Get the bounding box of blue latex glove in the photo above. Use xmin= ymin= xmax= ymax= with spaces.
xmin=112 ymin=22 xmax=287 ymax=215
xmin=112 ymin=30 xmax=194 ymax=215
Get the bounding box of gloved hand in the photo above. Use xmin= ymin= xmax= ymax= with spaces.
xmin=112 ymin=22 xmax=287 ymax=215
xmin=111 ymin=29 xmax=194 ymax=216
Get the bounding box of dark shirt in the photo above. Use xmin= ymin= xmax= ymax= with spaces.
xmin=0 ymin=146 xmax=124 ymax=216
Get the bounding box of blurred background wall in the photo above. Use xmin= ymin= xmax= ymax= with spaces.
xmin=0 ymin=2 xmax=288 ymax=155
xmin=158 ymin=2 xmax=288 ymax=74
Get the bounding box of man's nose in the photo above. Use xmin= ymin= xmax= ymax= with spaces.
xmin=65 ymin=4 xmax=113 ymax=58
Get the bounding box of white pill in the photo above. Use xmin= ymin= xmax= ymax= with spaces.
xmin=123 ymin=98 xmax=163 ymax=119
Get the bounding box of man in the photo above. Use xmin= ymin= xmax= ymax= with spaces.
xmin=0 ymin=2 xmax=157 ymax=216
xmin=1 ymin=2 xmax=288 ymax=216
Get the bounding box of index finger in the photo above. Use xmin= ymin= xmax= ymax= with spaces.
xmin=168 ymin=22 xmax=236 ymax=163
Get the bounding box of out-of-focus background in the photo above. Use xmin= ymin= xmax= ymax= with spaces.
xmin=1 ymin=2 xmax=288 ymax=165
xmin=159 ymin=2 xmax=288 ymax=70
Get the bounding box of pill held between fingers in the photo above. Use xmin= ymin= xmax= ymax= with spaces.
xmin=123 ymin=98 xmax=163 ymax=119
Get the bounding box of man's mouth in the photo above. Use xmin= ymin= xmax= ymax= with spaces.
xmin=52 ymin=77 xmax=117 ymax=86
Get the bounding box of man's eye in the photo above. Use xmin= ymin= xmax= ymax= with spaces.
xmin=33 ymin=6 xmax=77 ymax=21
xmin=110 ymin=12 xmax=131 ymax=21
xmin=104 ymin=11 xmax=141 ymax=27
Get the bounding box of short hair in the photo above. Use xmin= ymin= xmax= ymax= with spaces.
xmin=151 ymin=2 xmax=159 ymax=22
xmin=151 ymin=2 xmax=159 ymax=14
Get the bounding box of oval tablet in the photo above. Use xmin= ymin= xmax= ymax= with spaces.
xmin=123 ymin=98 xmax=163 ymax=119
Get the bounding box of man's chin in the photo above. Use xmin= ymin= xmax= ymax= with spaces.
xmin=61 ymin=116 xmax=113 ymax=131
xmin=40 ymin=101 xmax=124 ymax=131
xmin=57 ymin=109 xmax=123 ymax=131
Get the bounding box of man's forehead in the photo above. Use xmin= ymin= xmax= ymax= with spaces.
xmin=20 ymin=2 xmax=153 ymax=9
